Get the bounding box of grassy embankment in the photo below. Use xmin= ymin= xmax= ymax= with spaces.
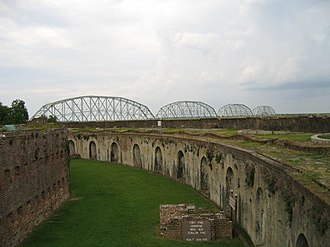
xmin=21 ymin=159 xmax=244 ymax=247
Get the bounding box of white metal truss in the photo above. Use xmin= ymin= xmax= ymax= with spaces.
xmin=31 ymin=96 xmax=155 ymax=121
xmin=218 ymin=104 xmax=253 ymax=117
xmin=253 ymin=105 xmax=276 ymax=116
xmin=156 ymin=101 xmax=217 ymax=119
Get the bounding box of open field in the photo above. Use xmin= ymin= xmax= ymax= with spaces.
xmin=20 ymin=159 xmax=244 ymax=247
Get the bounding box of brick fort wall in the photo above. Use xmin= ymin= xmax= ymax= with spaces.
xmin=0 ymin=128 xmax=70 ymax=247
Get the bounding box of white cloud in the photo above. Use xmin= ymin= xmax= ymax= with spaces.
xmin=173 ymin=32 xmax=221 ymax=52
xmin=0 ymin=0 xmax=329 ymax=115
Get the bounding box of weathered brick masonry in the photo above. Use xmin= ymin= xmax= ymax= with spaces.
xmin=160 ymin=204 xmax=232 ymax=241
xmin=0 ymin=128 xmax=70 ymax=247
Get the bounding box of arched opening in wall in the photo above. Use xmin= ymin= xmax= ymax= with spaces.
xmin=255 ymin=187 xmax=265 ymax=243
xmin=226 ymin=167 xmax=234 ymax=194
xmin=89 ymin=141 xmax=97 ymax=160
xmin=68 ymin=140 xmax=75 ymax=156
xmin=200 ymin=156 xmax=209 ymax=191
xmin=133 ymin=144 xmax=142 ymax=168
xmin=225 ymin=167 xmax=234 ymax=213
xmin=154 ymin=147 xmax=162 ymax=172
xmin=296 ymin=233 xmax=309 ymax=247
xmin=177 ymin=150 xmax=185 ymax=179
xmin=111 ymin=142 xmax=119 ymax=163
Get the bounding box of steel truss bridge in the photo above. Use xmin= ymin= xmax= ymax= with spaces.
xmin=31 ymin=96 xmax=155 ymax=121
xmin=31 ymin=96 xmax=276 ymax=122
xmin=218 ymin=104 xmax=253 ymax=117
xmin=156 ymin=101 xmax=217 ymax=119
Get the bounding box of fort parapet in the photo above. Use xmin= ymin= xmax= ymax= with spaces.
xmin=63 ymin=115 xmax=330 ymax=132
xmin=0 ymin=128 xmax=70 ymax=247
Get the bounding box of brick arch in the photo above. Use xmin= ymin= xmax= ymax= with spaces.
xmin=89 ymin=141 xmax=97 ymax=160
xmin=110 ymin=142 xmax=119 ymax=163
xmin=225 ymin=167 xmax=234 ymax=213
xmin=68 ymin=140 xmax=75 ymax=156
xmin=296 ymin=233 xmax=309 ymax=247
xmin=255 ymin=187 xmax=265 ymax=243
xmin=177 ymin=150 xmax=185 ymax=179
xmin=200 ymin=156 xmax=209 ymax=191
xmin=154 ymin=146 xmax=163 ymax=172
xmin=133 ymin=144 xmax=142 ymax=168
xmin=226 ymin=167 xmax=234 ymax=192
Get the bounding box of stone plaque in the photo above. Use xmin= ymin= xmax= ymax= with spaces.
xmin=182 ymin=220 xmax=211 ymax=241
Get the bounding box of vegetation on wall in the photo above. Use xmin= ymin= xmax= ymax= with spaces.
xmin=215 ymin=153 xmax=224 ymax=163
xmin=205 ymin=149 xmax=216 ymax=171
xmin=282 ymin=182 xmax=295 ymax=226
xmin=206 ymin=149 xmax=214 ymax=162
xmin=245 ymin=164 xmax=255 ymax=188
xmin=76 ymin=133 xmax=97 ymax=140
xmin=311 ymin=206 xmax=329 ymax=236
xmin=263 ymin=173 xmax=279 ymax=194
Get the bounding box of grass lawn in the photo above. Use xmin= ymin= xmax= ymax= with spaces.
xmin=20 ymin=159 xmax=244 ymax=247
xmin=318 ymin=134 xmax=330 ymax=140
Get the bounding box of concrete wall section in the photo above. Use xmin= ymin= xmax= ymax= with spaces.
xmin=0 ymin=129 xmax=70 ymax=247
xmin=69 ymin=131 xmax=329 ymax=247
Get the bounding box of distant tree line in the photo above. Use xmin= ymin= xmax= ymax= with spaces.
xmin=46 ymin=115 xmax=58 ymax=123
xmin=0 ymin=99 xmax=29 ymax=125
xmin=39 ymin=114 xmax=58 ymax=123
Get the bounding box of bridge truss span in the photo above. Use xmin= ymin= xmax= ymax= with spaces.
xmin=253 ymin=105 xmax=276 ymax=116
xmin=31 ymin=96 xmax=155 ymax=122
xmin=156 ymin=101 xmax=217 ymax=119
xmin=218 ymin=104 xmax=253 ymax=117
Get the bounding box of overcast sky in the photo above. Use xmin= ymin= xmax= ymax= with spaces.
xmin=0 ymin=0 xmax=329 ymax=117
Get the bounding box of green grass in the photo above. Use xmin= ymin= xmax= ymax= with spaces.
xmin=318 ymin=135 xmax=330 ymax=140
xmin=20 ymin=160 xmax=243 ymax=247
xmin=253 ymin=133 xmax=313 ymax=142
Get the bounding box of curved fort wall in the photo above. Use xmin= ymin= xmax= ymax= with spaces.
xmin=64 ymin=116 xmax=330 ymax=132
xmin=0 ymin=129 xmax=70 ymax=247
xmin=69 ymin=131 xmax=329 ymax=247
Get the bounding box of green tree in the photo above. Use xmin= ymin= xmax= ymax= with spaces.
xmin=47 ymin=115 xmax=58 ymax=123
xmin=0 ymin=102 xmax=10 ymax=124
xmin=6 ymin=99 xmax=29 ymax=124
